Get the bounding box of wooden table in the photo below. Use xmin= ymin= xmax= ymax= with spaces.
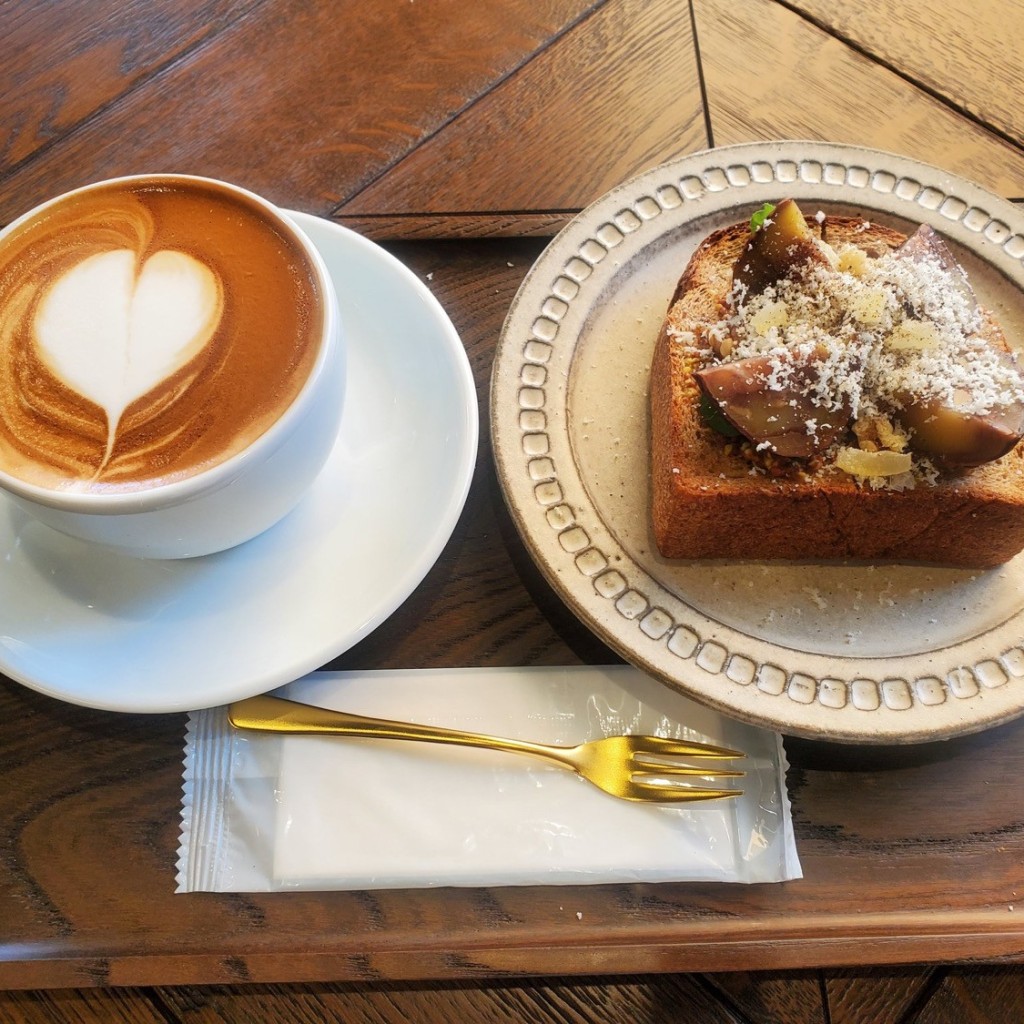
xmin=4 ymin=1 xmax=1024 ymax=1021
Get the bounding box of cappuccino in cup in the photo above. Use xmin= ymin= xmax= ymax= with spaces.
xmin=0 ymin=176 xmax=343 ymax=557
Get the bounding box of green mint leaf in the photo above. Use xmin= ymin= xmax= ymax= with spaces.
xmin=750 ymin=202 xmax=776 ymax=232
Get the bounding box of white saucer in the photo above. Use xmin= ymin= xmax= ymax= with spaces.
xmin=0 ymin=213 xmax=478 ymax=713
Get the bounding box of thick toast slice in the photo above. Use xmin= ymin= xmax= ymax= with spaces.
xmin=649 ymin=217 xmax=1024 ymax=567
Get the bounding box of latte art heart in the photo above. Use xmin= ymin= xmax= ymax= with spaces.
xmin=0 ymin=178 xmax=322 ymax=494
xmin=34 ymin=248 xmax=223 ymax=469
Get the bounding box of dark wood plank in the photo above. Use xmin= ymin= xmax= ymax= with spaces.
xmin=915 ymin=966 xmax=1024 ymax=1024
xmin=153 ymin=975 xmax=745 ymax=1024
xmin=696 ymin=0 xmax=1024 ymax=197
xmin=335 ymin=212 xmax=573 ymax=240
xmin=704 ymin=971 xmax=825 ymax=1024
xmin=0 ymin=987 xmax=166 ymax=1023
xmin=334 ymin=0 xmax=707 ymax=237
xmin=0 ymin=0 xmax=598 ymax=226
xmin=825 ymin=967 xmax=937 ymax=1024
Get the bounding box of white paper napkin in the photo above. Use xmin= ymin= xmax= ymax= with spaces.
xmin=178 ymin=665 xmax=801 ymax=891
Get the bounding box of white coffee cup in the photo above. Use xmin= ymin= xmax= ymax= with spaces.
xmin=0 ymin=175 xmax=344 ymax=558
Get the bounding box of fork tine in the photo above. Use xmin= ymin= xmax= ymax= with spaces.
xmin=634 ymin=737 xmax=744 ymax=759
xmin=626 ymin=779 xmax=743 ymax=803
xmin=632 ymin=761 xmax=745 ymax=779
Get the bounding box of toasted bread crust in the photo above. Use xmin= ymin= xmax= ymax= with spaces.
xmin=649 ymin=216 xmax=1024 ymax=567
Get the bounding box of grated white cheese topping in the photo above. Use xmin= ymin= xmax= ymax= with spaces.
xmin=666 ymin=231 xmax=1024 ymax=462
xmin=714 ymin=244 xmax=1024 ymax=421
xmin=665 ymin=226 xmax=1024 ymax=485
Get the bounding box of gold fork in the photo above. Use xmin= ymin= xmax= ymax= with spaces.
xmin=227 ymin=694 xmax=745 ymax=803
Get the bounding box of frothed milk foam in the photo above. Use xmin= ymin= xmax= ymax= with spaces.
xmin=0 ymin=178 xmax=323 ymax=493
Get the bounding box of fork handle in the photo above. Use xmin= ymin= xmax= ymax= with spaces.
xmin=228 ymin=694 xmax=573 ymax=768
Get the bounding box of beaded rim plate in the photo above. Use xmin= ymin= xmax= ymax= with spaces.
xmin=491 ymin=141 xmax=1024 ymax=744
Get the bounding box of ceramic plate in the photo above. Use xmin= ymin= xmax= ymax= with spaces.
xmin=491 ymin=141 xmax=1024 ymax=743
xmin=0 ymin=213 xmax=478 ymax=713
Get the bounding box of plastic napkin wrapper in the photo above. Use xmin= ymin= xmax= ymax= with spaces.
xmin=177 ymin=666 xmax=801 ymax=891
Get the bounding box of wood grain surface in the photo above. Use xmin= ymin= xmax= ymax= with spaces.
xmin=790 ymin=0 xmax=1024 ymax=155
xmin=697 ymin=0 xmax=1024 ymax=198
xmin=0 ymin=0 xmax=599 ymax=223
xmin=4 ymin=241 xmax=1024 ymax=992
xmin=335 ymin=0 xmax=708 ymax=236
xmin=4 ymin=0 xmax=1024 ymax=1020
xmin=6 ymin=968 xmax=1024 ymax=1023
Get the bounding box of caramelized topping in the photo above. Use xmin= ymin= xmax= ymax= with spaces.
xmin=896 ymin=386 xmax=1024 ymax=467
xmin=732 ymin=198 xmax=829 ymax=299
xmin=687 ymin=199 xmax=1024 ymax=479
xmin=696 ymin=349 xmax=849 ymax=458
